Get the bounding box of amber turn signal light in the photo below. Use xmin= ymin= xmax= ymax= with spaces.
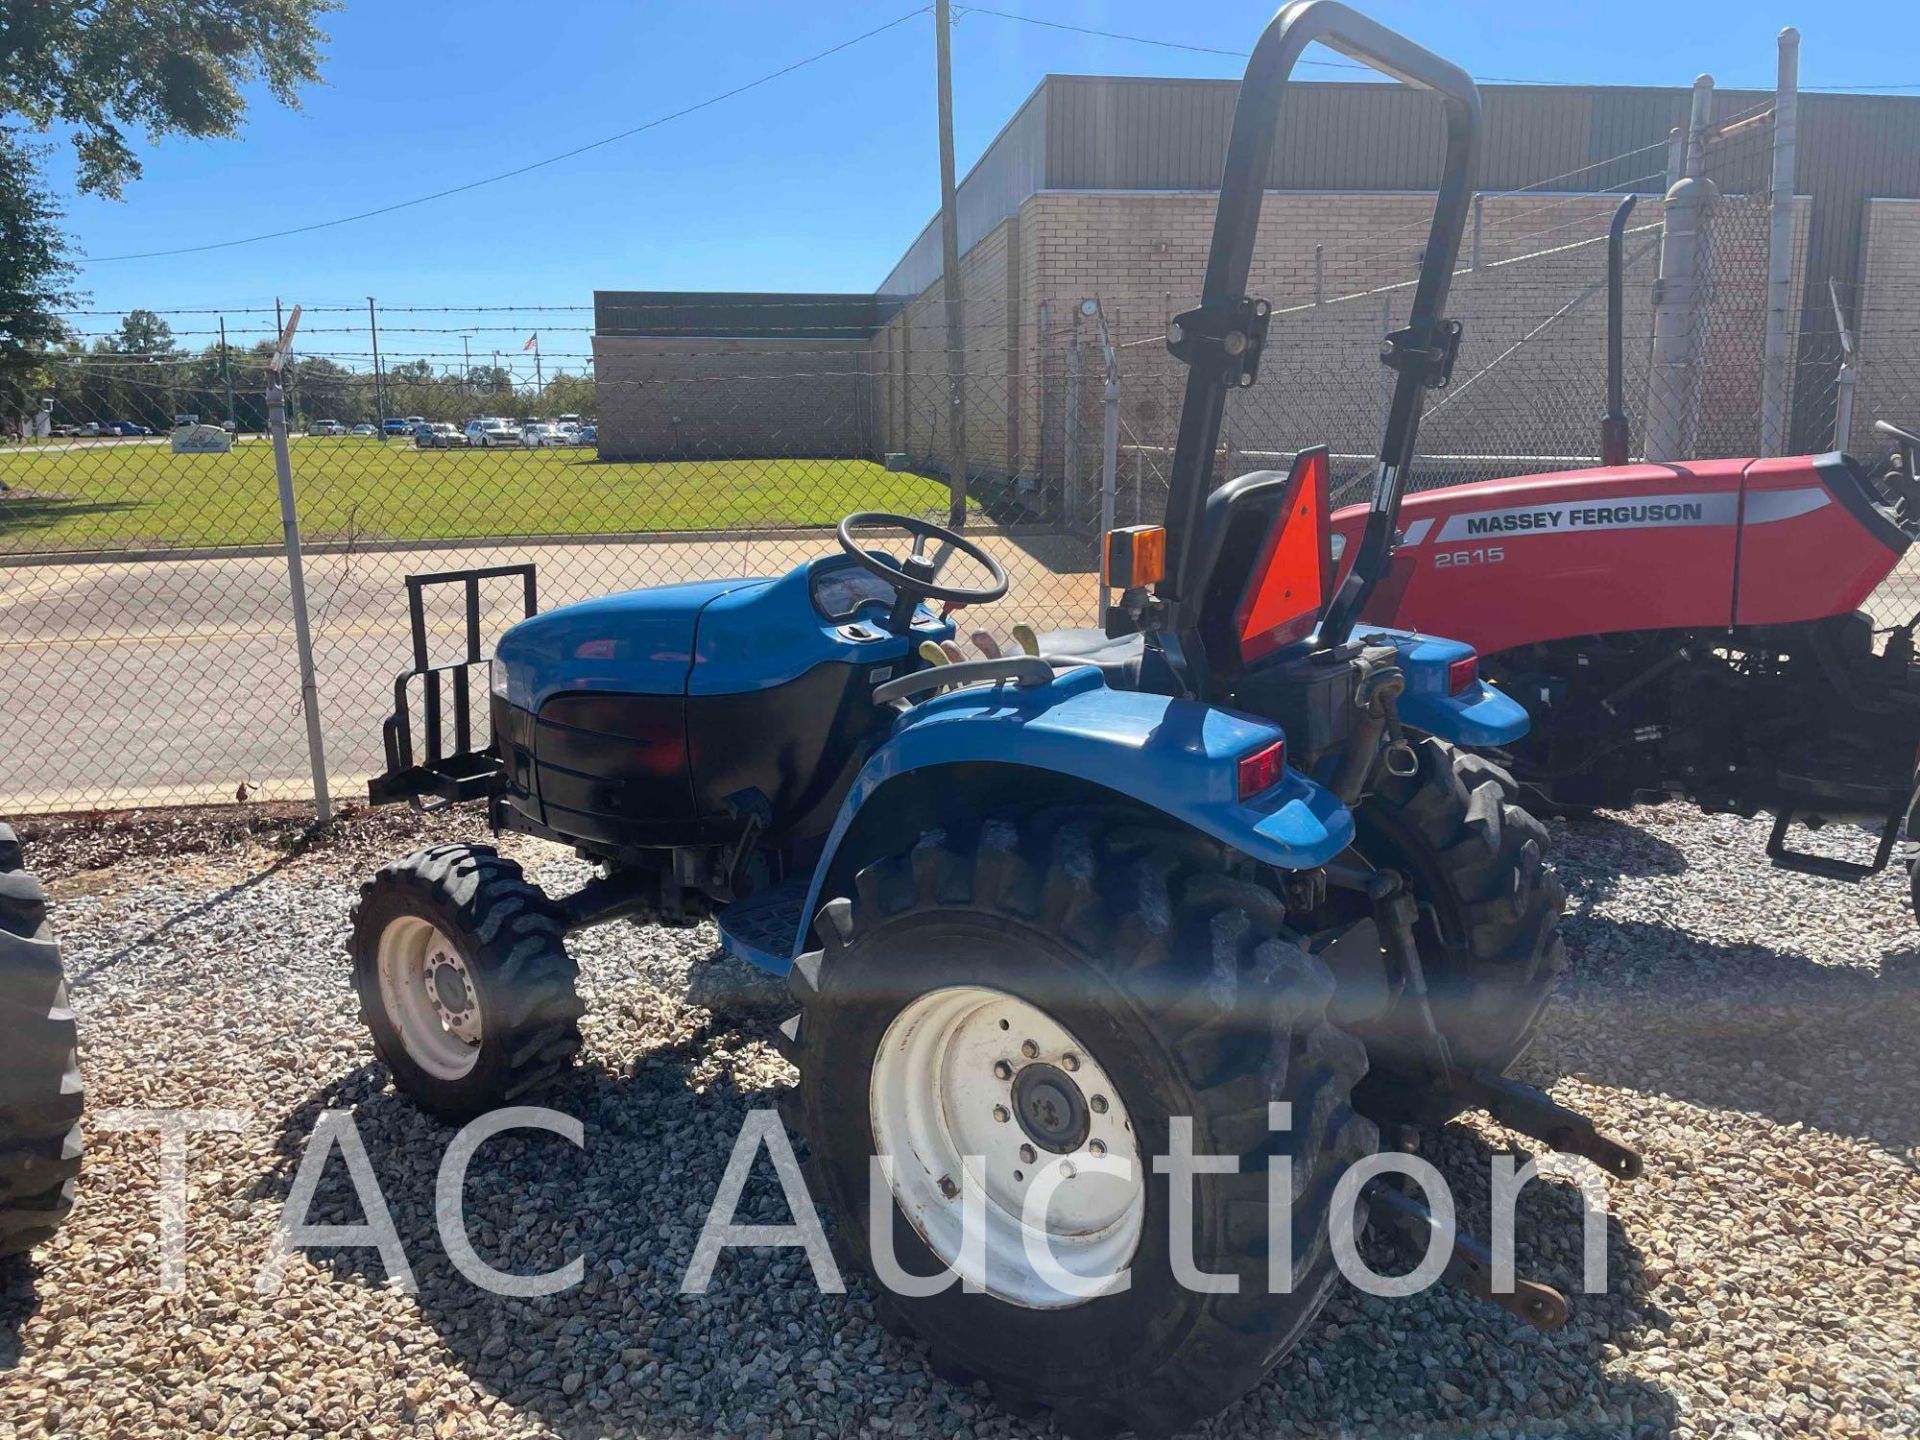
xmin=1103 ymin=525 xmax=1167 ymax=589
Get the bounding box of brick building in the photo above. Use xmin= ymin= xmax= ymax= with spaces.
xmin=593 ymin=75 xmax=1920 ymax=487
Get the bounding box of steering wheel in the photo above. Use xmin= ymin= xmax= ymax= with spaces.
xmin=836 ymin=513 xmax=1010 ymax=625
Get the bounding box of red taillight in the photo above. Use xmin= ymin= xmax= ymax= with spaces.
xmin=1237 ymin=738 xmax=1287 ymax=800
xmin=1447 ymin=655 xmax=1479 ymax=694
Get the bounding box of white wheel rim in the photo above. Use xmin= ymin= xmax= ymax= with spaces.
xmin=870 ymin=985 xmax=1143 ymax=1309
xmin=376 ymin=916 xmax=484 ymax=1081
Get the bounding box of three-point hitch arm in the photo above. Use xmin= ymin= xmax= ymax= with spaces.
xmin=1154 ymin=0 xmax=1482 ymax=657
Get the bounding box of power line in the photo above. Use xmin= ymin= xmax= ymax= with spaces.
xmin=79 ymin=6 xmax=932 ymax=266
xmin=955 ymin=4 xmax=1920 ymax=92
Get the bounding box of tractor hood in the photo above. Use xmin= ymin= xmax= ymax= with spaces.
xmin=491 ymin=577 xmax=764 ymax=710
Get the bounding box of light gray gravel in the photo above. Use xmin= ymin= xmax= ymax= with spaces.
xmin=2 ymin=800 xmax=1916 ymax=1438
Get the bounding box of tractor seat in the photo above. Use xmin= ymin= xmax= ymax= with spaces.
xmin=1037 ymin=627 xmax=1167 ymax=692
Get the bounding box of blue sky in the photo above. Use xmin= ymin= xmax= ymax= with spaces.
xmin=47 ymin=0 xmax=1914 ymax=365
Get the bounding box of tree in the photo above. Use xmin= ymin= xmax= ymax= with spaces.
xmin=289 ymin=358 xmax=352 ymax=426
xmin=0 ymin=1 xmax=333 ymax=428
xmin=0 ymin=1 xmax=336 ymax=200
xmin=89 ymin=310 xmax=183 ymax=428
xmin=539 ymin=371 xmax=597 ymax=419
xmin=103 ymin=310 xmax=178 ymax=359
xmin=0 ymin=131 xmax=74 ymax=435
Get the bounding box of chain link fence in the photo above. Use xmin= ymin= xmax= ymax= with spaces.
xmin=8 ymin=153 xmax=1920 ymax=814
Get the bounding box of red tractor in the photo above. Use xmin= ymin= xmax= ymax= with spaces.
xmin=1329 ymin=204 xmax=1920 ymax=905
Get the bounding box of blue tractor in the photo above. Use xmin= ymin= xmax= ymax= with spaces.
xmin=353 ymin=4 xmax=1637 ymax=1431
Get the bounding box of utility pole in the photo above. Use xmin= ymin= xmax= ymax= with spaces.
xmin=367 ymin=296 xmax=387 ymax=427
xmin=219 ymin=316 xmax=236 ymax=435
xmin=461 ymin=334 xmax=473 ymax=409
xmin=934 ymin=0 xmax=969 ymax=527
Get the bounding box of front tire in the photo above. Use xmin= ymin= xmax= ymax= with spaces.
xmin=350 ymin=844 xmax=584 ymax=1122
xmin=1349 ymin=737 xmax=1566 ymax=1126
xmin=781 ymin=812 xmax=1377 ymax=1437
xmin=0 ymin=824 xmax=83 ymax=1257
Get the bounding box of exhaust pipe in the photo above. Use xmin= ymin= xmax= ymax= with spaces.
xmin=1600 ymin=193 xmax=1638 ymax=467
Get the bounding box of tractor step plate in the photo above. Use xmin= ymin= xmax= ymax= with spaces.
xmin=716 ymin=875 xmax=810 ymax=974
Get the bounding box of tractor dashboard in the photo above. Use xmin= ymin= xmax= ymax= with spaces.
xmin=808 ymin=555 xmax=899 ymax=622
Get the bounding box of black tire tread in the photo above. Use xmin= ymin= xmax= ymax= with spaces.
xmin=349 ymin=843 xmax=583 ymax=1121
xmin=1352 ymin=736 xmax=1566 ymax=1125
xmin=783 ymin=811 xmax=1377 ymax=1438
xmin=0 ymin=827 xmax=83 ymax=1257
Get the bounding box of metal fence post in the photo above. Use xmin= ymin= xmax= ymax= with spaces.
xmin=1647 ymin=74 xmax=1717 ymax=463
xmin=1761 ymin=28 xmax=1800 ymax=457
xmin=1064 ymin=323 xmax=1083 ymax=531
xmin=1829 ymin=277 xmax=1859 ymax=453
xmin=1090 ymin=300 xmax=1120 ymax=627
xmin=265 ymin=308 xmax=332 ymax=822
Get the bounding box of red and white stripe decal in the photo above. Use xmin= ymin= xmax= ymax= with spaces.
xmin=1393 ymin=486 xmax=1831 ymax=546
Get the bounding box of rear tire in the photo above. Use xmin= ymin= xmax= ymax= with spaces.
xmin=350 ymin=844 xmax=584 ymax=1122
xmin=781 ymin=811 xmax=1377 ymax=1438
xmin=0 ymin=825 xmax=84 ymax=1257
xmin=1349 ymin=737 xmax=1567 ymax=1127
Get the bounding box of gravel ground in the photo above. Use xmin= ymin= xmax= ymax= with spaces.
xmin=3 ymin=800 xmax=1917 ymax=1438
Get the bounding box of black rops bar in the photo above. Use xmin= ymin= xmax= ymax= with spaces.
xmin=1158 ymin=0 xmax=1481 ymax=653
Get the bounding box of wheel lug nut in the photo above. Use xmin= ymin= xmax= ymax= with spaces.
xmin=1062 ymin=1052 xmax=1080 ymax=1072
xmin=1090 ymin=1095 xmax=1109 ymax=1114
xmin=1019 ymin=1144 xmax=1037 ymax=1164
xmin=1089 ymin=1139 xmax=1106 ymax=1157
xmin=1059 ymin=1160 xmax=1076 ymax=1179
xmin=992 ymin=1105 xmax=1010 ymax=1123
xmin=1020 ymin=1039 xmax=1039 ymax=1059
xmin=993 ymin=1060 xmax=1013 ymax=1080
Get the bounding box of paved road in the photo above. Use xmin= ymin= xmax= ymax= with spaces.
xmin=0 ymin=530 xmax=1099 ymax=812
xmin=12 ymin=524 xmax=1920 ymax=816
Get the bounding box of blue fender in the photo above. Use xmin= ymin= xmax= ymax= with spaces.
xmin=787 ymin=664 xmax=1355 ymax=961
xmin=1360 ymin=627 xmax=1531 ymax=747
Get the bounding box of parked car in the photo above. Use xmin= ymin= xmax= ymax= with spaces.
xmin=405 ymin=416 xmax=427 ymax=433
xmin=308 ymin=420 xmax=347 ymax=437
xmin=380 ymin=417 xmax=413 ymax=437
xmin=79 ymin=422 xmax=101 ymax=438
xmin=463 ymin=417 xmax=522 ymax=448
xmin=414 ymin=422 xmax=466 ymax=449
xmin=519 ymin=423 xmax=567 ymax=448
xmin=351 ymin=423 xmax=378 ymax=437
xmin=172 ymin=413 xmax=198 ymax=429
xmin=574 ymin=424 xmax=597 ymax=445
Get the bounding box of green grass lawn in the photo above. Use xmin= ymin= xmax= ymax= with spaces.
xmin=0 ymin=438 xmax=955 ymax=553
